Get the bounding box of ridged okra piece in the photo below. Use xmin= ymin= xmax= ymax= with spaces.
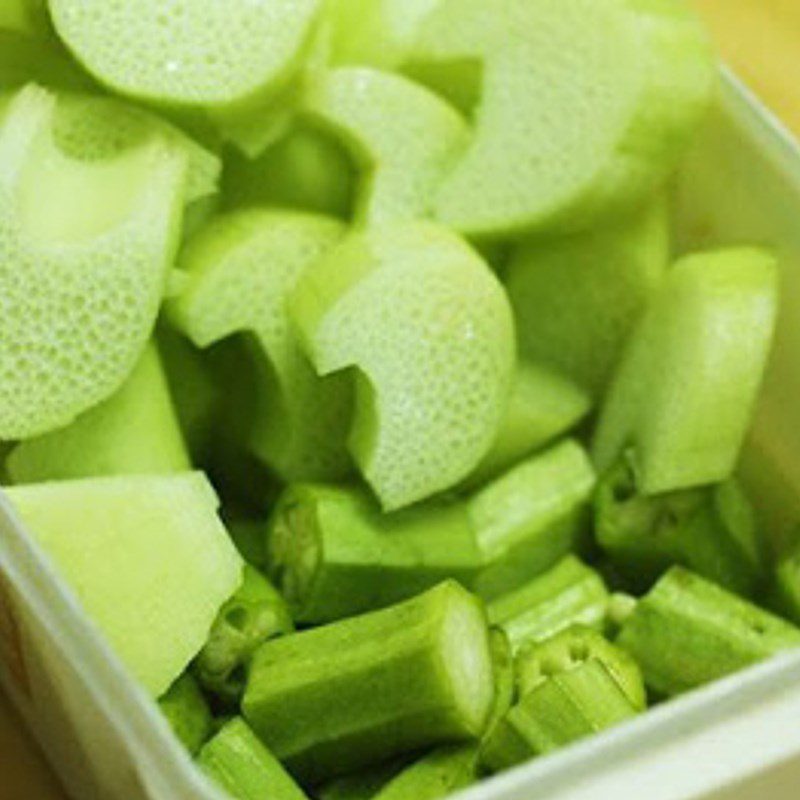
xmin=617 ymin=567 xmax=800 ymax=696
xmin=515 ymin=625 xmax=646 ymax=711
xmin=195 ymin=565 xmax=293 ymax=707
xmin=774 ymin=537 xmax=800 ymax=625
xmin=480 ymin=660 xmax=638 ymax=774
xmin=595 ymin=456 xmax=765 ymax=595
xmin=267 ymin=483 xmax=482 ymax=624
xmin=317 ymin=761 xmax=410 ymax=800
xmin=488 ymin=556 xmax=609 ymax=652
xmin=470 ymin=440 xmax=596 ymax=599
xmin=158 ymin=673 xmax=213 ymax=756
xmin=198 ymin=718 xmax=308 ymax=800
xmin=373 ymin=745 xmax=479 ymax=800
xmin=242 ymin=581 xmax=494 ymax=784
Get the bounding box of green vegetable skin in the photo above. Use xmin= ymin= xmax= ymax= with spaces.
xmin=198 ymin=718 xmax=308 ymax=800
xmin=242 ymin=581 xmax=494 ymax=784
xmin=593 ymin=248 xmax=779 ymax=495
xmin=158 ymin=673 xmax=213 ymax=756
xmin=617 ymin=567 xmax=800 ymax=697
xmin=195 ymin=565 xmax=294 ymax=707
xmin=488 ymin=557 xmax=609 ymax=652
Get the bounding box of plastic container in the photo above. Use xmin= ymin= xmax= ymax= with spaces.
xmin=3 ymin=68 xmax=800 ymax=800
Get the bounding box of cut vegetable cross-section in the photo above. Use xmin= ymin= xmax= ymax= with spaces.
xmin=290 ymin=222 xmax=515 ymax=510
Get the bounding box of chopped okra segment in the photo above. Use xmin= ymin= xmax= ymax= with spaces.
xmin=0 ymin=85 xmax=188 ymax=439
xmin=0 ymin=0 xmax=49 ymax=34
xmin=480 ymin=659 xmax=639 ymax=774
xmin=158 ymin=672 xmax=214 ymax=757
xmin=774 ymin=538 xmax=800 ymax=625
xmin=195 ymin=565 xmax=294 ymax=708
xmin=617 ymin=567 xmax=800 ymax=697
xmin=373 ymin=745 xmax=479 ymax=800
xmin=507 ymin=199 xmax=670 ymax=398
xmin=469 ymin=439 xmax=596 ymax=599
xmin=7 ymin=342 xmax=191 ymax=483
xmin=516 ymin=624 xmax=646 ymax=711
xmin=0 ymin=30 xmax=90 ymax=91
xmin=595 ymin=456 xmax=766 ymax=596
xmin=488 ymin=557 xmax=609 ymax=652
xmin=302 ymin=67 xmax=468 ymax=225
xmin=171 ymin=208 xmax=352 ymax=482
xmin=407 ymin=0 xmax=714 ymax=237
xmin=266 ymin=483 xmax=482 ymax=624
xmin=198 ymin=718 xmax=309 ymax=800
xmin=6 ymin=473 xmax=243 ymax=696
xmin=317 ymin=761 xmax=410 ymax=800
xmin=593 ymin=248 xmax=779 ymax=495
xmin=290 ymin=222 xmax=515 ymax=510
xmin=242 ymin=581 xmax=495 ymax=784
xmin=465 ymin=363 xmax=592 ymax=489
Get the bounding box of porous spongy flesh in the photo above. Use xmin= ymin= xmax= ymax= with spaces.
xmin=291 ymin=222 xmax=515 ymax=510
xmin=0 ymin=85 xmax=187 ymax=439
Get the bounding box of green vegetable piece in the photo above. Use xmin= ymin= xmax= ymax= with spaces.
xmin=158 ymin=672 xmax=213 ymax=756
xmin=267 ymin=483 xmax=482 ymax=624
xmin=617 ymin=567 xmax=800 ymax=697
xmin=48 ymin=0 xmax=323 ymax=116
xmin=290 ymin=222 xmax=515 ymax=510
xmin=195 ymin=565 xmax=293 ymax=708
xmin=469 ymin=440 xmax=596 ymax=600
xmin=516 ymin=624 xmax=646 ymax=711
xmin=486 ymin=628 xmax=515 ymax=734
xmin=488 ymin=556 xmax=609 ymax=652
xmin=0 ymin=0 xmax=48 ymax=34
xmin=774 ymin=538 xmax=800 ymax=625
xmin=407 ymin=0 xmax=714 ymax=238
xmin=0 ymin=85 xmax=188 ymax=439
xmin=593 ymin=247 xmax=779 ymax=495
xmin=242 ymin=581 xmax=494 ymax=783
xmin=6 ymin=342 xmax=190 ymax=483
xmin=303 ymin=67 xmax=468 ymax=225
xmin=374 ymin=745 xmax=478 ymax=800
xmin=465 ymin=363 xmax=591 ymax=488
xmin=224 ymin=125 xmax=355 ymax=218
xmin=317 ymin=761 xmax=410 ymax=800
xmin=595 ymin=456 xmax=766 ymax=595
xmin=226 ymin=518 xmax=268 ymax=569
xmin=506 ymin=200 xmax=670 ymax=397
xmin=328 ymin=0 xmax=440 ymax=70
xmin=172 ymin=208 xmax=352 ymax=482
xmin=6 ymin=473 xmax=243 ymax=696
xmin=198 ymin=718 xmax=309 ymax=800
xmin=480 ymin=659 xmax=638 ymax=773
xmin=0 ymin=31 xmax=90 ymax=91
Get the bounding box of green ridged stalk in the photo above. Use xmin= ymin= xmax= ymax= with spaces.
xmin=158 ymin=673 xmax=213 ymax=756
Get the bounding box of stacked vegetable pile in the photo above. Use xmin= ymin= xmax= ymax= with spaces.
xmin=2 ymin=1 xmax=800 ymax=798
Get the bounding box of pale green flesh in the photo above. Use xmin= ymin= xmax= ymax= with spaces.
xmin=290 ymin=222 xmax=515 ymax=510
xmin=0 ymin=85 xmax=187 ymax=439
xmin=6 ymin=473 xmax=243 ymax=696
xmin=408 ymin=0 xmax=714 ymax=237
xmin=303 ymin=67 xmax=468 ymax=225
xmin=592 ymin=247 xmax=779 ymax=495
xmin=6 ymin=341 xmax=190 ymax=483
xmin=171 ymin=208 xmax=352 ymax=482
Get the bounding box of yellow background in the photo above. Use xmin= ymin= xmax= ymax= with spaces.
xmin=2 ymin=1 xmax=800 ymax=797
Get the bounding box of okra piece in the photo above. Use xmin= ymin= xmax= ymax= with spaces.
xmin=774 ymin=538 xmax=800 ymax=625
xmin=595 ymin=456 xmax=765 ymax=595
xmin=195 ymin=565 xmax=294 ymax=707
xmin=617 ymin=567 xmax=800 ymax=696
xmin=197 ymin=718 xmax=308 ymax=800
xmin=488 ymin=556 xmax=609 ymax=652
xmin=480 ymin=660 xmax=638 ymax=774
xmin=469 ymin=440 xmax=596 ymax=599
xmin=317 ymin=761 xmax=410 ymax=800
xmin=158 ymin=673 xmax=213 ymax=756
xmin=515 ymin=625 xmax=646 ymax=711
xmin=242 ymin=581 xmax=495 ymax=784
xmin=486 ymin=629 xmax=516 ymax=733
xmin=267 ymin=484 xmax=482 ymax=623
xmin=374 ymin=745 xmax=479 ymax=800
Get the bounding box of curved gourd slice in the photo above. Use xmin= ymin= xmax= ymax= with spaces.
xmin=47 ymin=0 xmax=324 ymax=116
xmin=592 ymin=248 xmax=778 ymax=495
xmin=171 ymin=209 xmax=351 ymax=482
xmin=291 ymin=222 xmax=515 ymax=510
xmin=409 ymin=0 xmax=714 ymax=237
xmin=6 ymin=342 xmax=190 ymax=483
xmin=0 ymin=85 xmax=188 ymax=439
xmin=303 ymin=67 xmax=468 ymax=225
xmin=6 ymin=472 xmax=243 ymax=697
xmin=507 ymin=199 xmax=670 ymax=397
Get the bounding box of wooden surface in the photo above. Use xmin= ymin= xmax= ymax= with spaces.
xmin=2 ymin=2 xmax=800 ymax=798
